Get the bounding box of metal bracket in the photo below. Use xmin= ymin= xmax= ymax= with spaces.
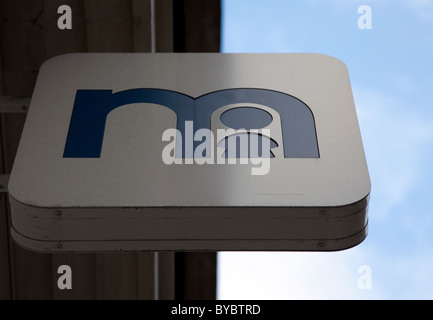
xmin=0 ymin=96 xmax=30 ymax=113
xmin=0 ymin=95 xmax=27 ymax=193
xmin=0 ymin=174 xmax=10 ymax=193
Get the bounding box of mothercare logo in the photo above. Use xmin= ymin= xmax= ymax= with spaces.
xmin=63 ymin=88 xmax=319 ymax=175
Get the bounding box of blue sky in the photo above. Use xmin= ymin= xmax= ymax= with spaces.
xmin=217 ymin=0 xmax=433 ymax=299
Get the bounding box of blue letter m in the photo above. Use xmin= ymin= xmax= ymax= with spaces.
xmin=63 ymin=89 xmax=194 ymax=158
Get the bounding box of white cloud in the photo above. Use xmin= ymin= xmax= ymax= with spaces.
xmin=217 ymin=250 xmax=387 ymax=300
xmin=353 ymin=85 xmax=433 ymax=220
xmin=404 ymin=0 xmax=433 ymax=22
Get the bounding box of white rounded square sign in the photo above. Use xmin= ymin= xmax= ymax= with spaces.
xmin=8 ymin=53 xmax=370 ymax=252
